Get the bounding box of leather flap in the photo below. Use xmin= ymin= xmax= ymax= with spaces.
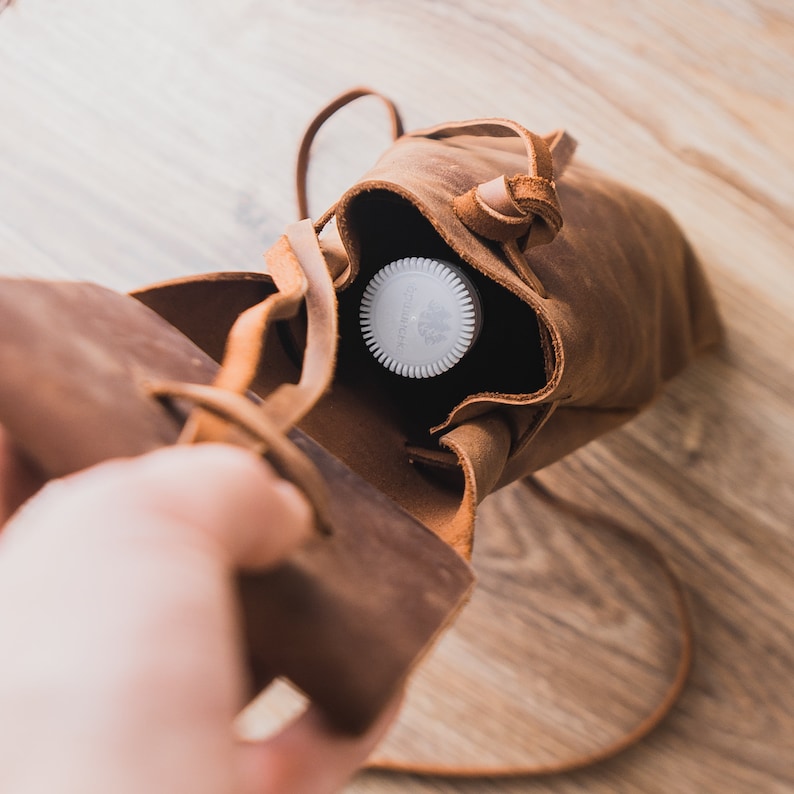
xmin=0 ymin=278 xmax=475 ymax=734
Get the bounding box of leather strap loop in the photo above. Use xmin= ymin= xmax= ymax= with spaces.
xmin=521 ymin=475 xmax=695 ymax=766
xmin=296 ymin=86 xmax=404 ymax=221
xmin=185 ymin=219 xmax=337 ymax=442
xmin=414 ymin=119 xmax=575 ymax=182
xmin=146 ymin=380 xmax=333 ymax=533
xmin=446 ymin=126 xmax=562 ymax=248
xmin=170 ymin=219 xmax=338 ymax=527
xmin=295 ymin=94 xmax=576 ymax=298
xmin=416 ymin=119 xmax=557 ymax=180
xmin=258 ymin=220 xmax=338 ymax=430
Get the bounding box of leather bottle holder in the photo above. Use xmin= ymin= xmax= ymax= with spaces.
xmin=0 ymin=89 xmax=721 ymax=775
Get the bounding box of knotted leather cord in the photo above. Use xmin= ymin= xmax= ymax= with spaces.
xmin=204 ymin=219 xmax=337 ymax=429
xmin=297 ymin=90 xmax=696 ymax=777
xmin=153 ymin=219 xmax=338 ymax=531
xmin=146 ymin=381 xmax=333 ymax=532
xmin=419 ymin=119 xmax=570 ymax=297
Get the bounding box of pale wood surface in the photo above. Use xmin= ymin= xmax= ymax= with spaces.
xmin=1 ymin=2 xmax=792 ymax=792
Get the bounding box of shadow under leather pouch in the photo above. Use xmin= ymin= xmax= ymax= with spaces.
xmin=0 ymin=89 xmax=721 ymax=775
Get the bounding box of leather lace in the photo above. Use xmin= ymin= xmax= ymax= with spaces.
xmin=296 ymin=86 xmax=403 ymax=221
xmin=148 ymin=218 xmax=338 ymax=532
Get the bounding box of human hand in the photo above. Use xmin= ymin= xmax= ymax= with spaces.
xmin=0 ymin=430 xmax=399 ymax=794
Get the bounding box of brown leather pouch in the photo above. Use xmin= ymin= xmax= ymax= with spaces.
xmin=136 ymin=89 xmax=721 ymax=562
xmin=0 ymin=89 xmax=721 ymax=774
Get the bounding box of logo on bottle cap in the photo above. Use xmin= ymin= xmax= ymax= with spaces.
xmin=359 ymin=257 xmax=483 ymax=378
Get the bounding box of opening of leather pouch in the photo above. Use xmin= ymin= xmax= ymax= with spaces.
xmin=336 ymin=191 xmax=548 ymax=437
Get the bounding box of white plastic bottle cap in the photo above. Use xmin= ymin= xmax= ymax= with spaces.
xmin=359 ymin=256 xmax=483 ymax=379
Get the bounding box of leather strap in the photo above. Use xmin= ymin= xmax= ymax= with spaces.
xmin=146 ymin=380 xmax=333 ymax=532
xmin=258 ymin=221 xmax=338 ymax=429
xmin=296 ymin=87 xmax=404 ymax=221
xmin=188 ymin=219 xmax=335 ymax=427
xmin=369 ymin=475 xmax=694 ymax=777
xmin=167 ymin=219 xmax=338 ymax=528
xmin=543 ymin=128 xmax=578 ymax=177
xmin=412 ymin=119 xmax=575 ymax=182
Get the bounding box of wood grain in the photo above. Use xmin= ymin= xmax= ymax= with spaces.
xmin=1 ymin=1 xmax=792 ymax=792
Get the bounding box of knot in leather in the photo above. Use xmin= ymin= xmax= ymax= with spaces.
xmin=454 ymin=173 xmax=563 ymax=247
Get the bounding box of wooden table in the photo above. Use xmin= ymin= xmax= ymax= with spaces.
xmin=1 ymin=2 xmax=792 ymax=792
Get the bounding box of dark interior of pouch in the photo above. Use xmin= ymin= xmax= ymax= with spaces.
xmin=335 ymin=191 xmax=548 ymax=438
